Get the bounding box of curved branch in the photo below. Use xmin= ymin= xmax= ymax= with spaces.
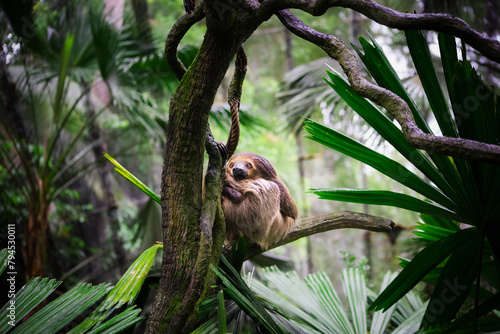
xmin=258 ymin=0 xmax=500 ymax=64
xmin=164 ymin=3 xmax=205 ymax=80
xmin=277 ymin=10 xmax=500 ymax=164
xmin=223 ymin=210 xmax=394 ymax=259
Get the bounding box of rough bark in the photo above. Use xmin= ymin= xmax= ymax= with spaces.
xmin=23 ymin=198 xmax=49 ymax=280
xmin=146 ymin=4 xmax=259 ymax=329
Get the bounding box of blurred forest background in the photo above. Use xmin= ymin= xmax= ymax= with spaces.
xmin=1 ymin=0 xmax=499 ymax=306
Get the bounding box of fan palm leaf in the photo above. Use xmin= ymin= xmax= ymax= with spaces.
xmin=304 ymin=30 xmax=500 ymax=331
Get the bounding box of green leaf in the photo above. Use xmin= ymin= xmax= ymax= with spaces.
xmin=217 ymin=290 xmax=227 ymax=334
xmin=442 ymin=44 xmax=500 ymax=224
xmin=70 ymin=244 xmax=162 ymax=333
xmin=303 ymin=119 xmax=465 ymax=220
xmin=86 ymin=306 xmax=144 ymax=334
xmin=0 ymin=248 xmax=8 ymax=276
xmin=355 ymin=36 xmax=429 ymax=134
xmin=0 ymin=277 xmax=62 ymax=332
xmin=100 ymin=243 xmax=162 ymax=310
xmin=53 ymin=33 xmax=74 ymax=121
xmin=443 ymin=293 xmax=500 ymax=333
xmin=419 ymin=214 xmax=460 ymax=231
xmin=212 ymin=256 xmax=286 ymax=334
xmin=230 ymin=236 xmax=248 ymax=274
xmin=421 ymin=230 xmax=481 ymax=329
xmin=356 ymin=35 xmax=469 ymax=213
xmin=251 ymin=270 xmax=335 ymax=333
xmin=392 ymin=301 xmax=429 ymax=334
xmin=191 ymin=301 xmax=240 ymax=334
xmin=309 ymin=188 xmax=460 ymax=221
xmin=104 ymin=152 xmax=160 ymax=205
xmin=370 ymin=272 xmax=398 ymax=334
xmin=405 ymin=30 xmax=458 ymax=138
xmin=11 ymin=282 xmax=112 ymax=334
xmin=413 ymin=221 xmax=459 ymax=243
xmin=305 ymin=271 xmax=354 ymax=333
xmin=370 ymin=228 xmax=477 ymax=312
xmin=342 ymin=268 xmax=366 ymax=334
xmin=324 ymin=71 xmax=462 ymax=212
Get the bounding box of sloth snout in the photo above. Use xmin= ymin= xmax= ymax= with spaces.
xmin=232 ymin=167 xmax=247 ymax=180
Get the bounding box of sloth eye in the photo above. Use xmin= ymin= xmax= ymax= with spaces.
xmin=246 ymin=163 xmax=252 ymax=168
xmin=229 ymin=163 xmax=234 ymax=168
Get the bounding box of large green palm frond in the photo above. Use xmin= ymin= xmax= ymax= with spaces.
xmin=0 ymin=244 xmax=161 ymax=334
xmin=193 ymin=253 xmax=425 ymax=333
xmin=304 ymin=31 xmax=500 ymax=331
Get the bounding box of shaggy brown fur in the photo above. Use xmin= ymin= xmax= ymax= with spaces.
xmin=221 ymin=152 xmax=298 ymax=249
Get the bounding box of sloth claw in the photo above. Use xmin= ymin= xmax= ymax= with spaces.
xmin=217 ymin=142 xmax=229 ymax=161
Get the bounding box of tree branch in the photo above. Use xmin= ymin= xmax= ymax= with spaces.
xmin=223 ymin=210 xmax=394 ymax=259
xmin=164 ymin=3 xmax=205 ymax=80
xmin=276 ymin=10 xmax=500 ymax=164
xmin=258 ymin=0 xmax=500 ymax=64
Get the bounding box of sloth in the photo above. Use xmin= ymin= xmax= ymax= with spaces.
xmin=221 ymin=152 xmax=299 ymax=249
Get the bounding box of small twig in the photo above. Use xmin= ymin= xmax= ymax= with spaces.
xmin=223 ymin=210 xmax=394 ymax=259
xmin=276 ymin=10 xmax=500 ymax=164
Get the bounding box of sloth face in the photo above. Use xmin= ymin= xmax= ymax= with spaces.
xmin=227 ymin=157 xmax=254 ymax=180
xmin=225 ymin=153 xmax=278 ymax=181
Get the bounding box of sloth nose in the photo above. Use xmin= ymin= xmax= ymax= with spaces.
xmin=232 ymin=167 xmax=247 ymax=179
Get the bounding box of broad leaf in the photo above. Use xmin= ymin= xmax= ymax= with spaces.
xmin=70 ymin=244 xmax=162 ymax=333
xmin=371 ymin=228 xmax=477 ymax=311
xmin=370 ymin=272 xmax=398 ymax=334
xmin=310 ymin=188 xmax=460 ymax=221
xmin=86 ymin=307 xmax=144 ymax=334
xmin=303 ymin=119 xmax=466 ymax=221
xmin=356 ymin=36 xmax=469 ymax=211
xmin=11 ymin=282 xmax=112 ymax=334
xmin=342 ymin=268 xmax=366 ymax=334
xmin=324 ymin=71 xmax=465 ymax=215
xmin=0 ymin=278 xmax=62 ymax=331
xmin=212 ymin=256 xmax=286 ymax=334
xmin=0 ymin=248 xmax=8 ymax=276
xmin=421 ymin=230 xmax=481 ymax=329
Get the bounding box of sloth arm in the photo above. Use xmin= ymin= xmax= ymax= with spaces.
xmin=273 ymin=180 xmax=299 ymax=219
xmin=222 ymin=186 xmax=244 ymax=203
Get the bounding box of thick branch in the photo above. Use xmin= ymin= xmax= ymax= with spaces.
xmin=277 ymin=10 xmax=500 ymax=164
xmin=164 ymin=3 xmax=205 ymax=80
xmin=223 ymin=211 xmax=394 ymax=259
xmin=259 ymin=0 xmax=500 ymax=64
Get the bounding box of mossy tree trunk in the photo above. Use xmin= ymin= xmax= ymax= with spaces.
xmin=145 ymin=5 xmax=263 ymax=332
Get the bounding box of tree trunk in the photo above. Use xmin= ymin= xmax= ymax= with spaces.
xmin=146 ymin=30 xmax=244 ymax=333
xmin=131 ymin=0 xmax=153 ymax=47
xmin=24 ymin=194 xmax=49 ymax=280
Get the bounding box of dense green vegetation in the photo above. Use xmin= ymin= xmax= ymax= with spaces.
xmin=1 ymin=0 xmax=499 ymax=332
